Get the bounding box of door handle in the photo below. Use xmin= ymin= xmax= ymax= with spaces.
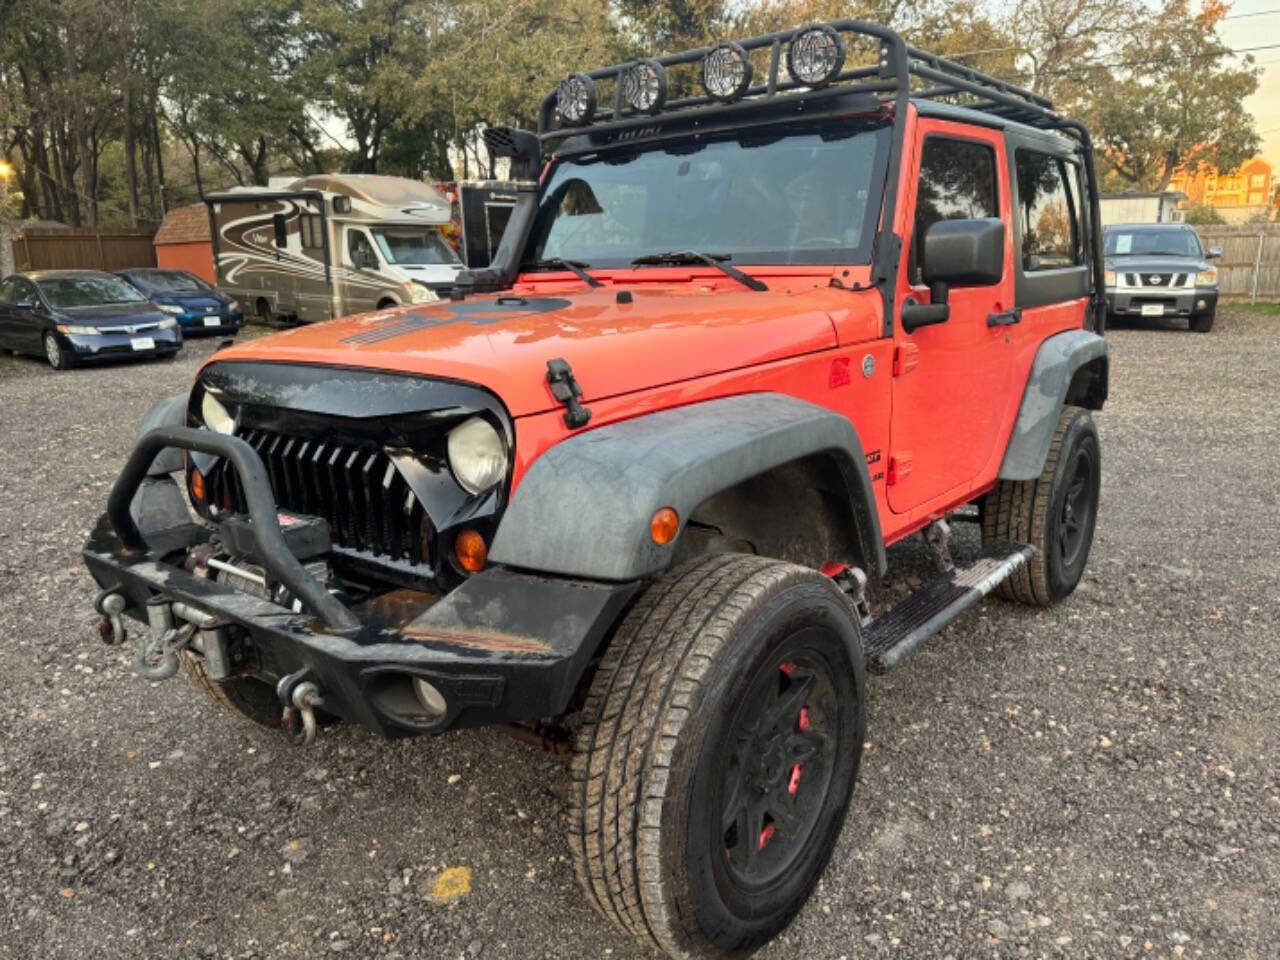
xmin=987 ymin=307 xmax=1022 ymax=327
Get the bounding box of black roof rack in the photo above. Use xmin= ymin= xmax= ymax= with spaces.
xmin=537 ymin=20 xmax=1065 ymax=141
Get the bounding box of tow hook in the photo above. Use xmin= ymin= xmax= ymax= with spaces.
xmin=277 ymin=669 xmax=324 ymax=746
xmin=133 ymin=597 xmax=196 ymax=681
xmin=94 ymin=590 xmax=128 ymax=645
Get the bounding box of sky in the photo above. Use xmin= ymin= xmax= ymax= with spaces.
xmin=1220 ymin=0 xmax=1280 ymax=168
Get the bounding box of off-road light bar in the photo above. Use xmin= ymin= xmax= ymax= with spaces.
xmin=701 ymin=42 xmax=753 ymax=101
xmin=787 ymin=24 xmax=845 ymax=86
xmin=557 ymin=73 xmax=597 ymax=125
xmin=621 ymin=59 xmax=668 ymax=114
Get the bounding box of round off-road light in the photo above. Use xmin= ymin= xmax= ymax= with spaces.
xmin=447 ymin=416 xmax=507 ymax=495
xmin=701 ymin=42 xmax=753 ymax=101
xmin=622 ymin=59 xmax=668 ymax=114
xmin=200 ymin=390 xmax=236 ymax=435
xmin=411 ymin=677 xmax=448 ymax=722
xmin=787 ymin=25 xmax=845 ymax=87
xmin=557 ymin=73 xmax=598 ymax=125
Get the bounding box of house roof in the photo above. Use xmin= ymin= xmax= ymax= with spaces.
xmin=153 ymin=203 xmax=209 ymax=246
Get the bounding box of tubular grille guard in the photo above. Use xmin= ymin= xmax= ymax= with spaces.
xmin=212 ymin=428 xmax=431 ymax=568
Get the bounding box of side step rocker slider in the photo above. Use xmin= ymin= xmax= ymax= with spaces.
xmin=863 ymin=539 xmax=1035 ymax=673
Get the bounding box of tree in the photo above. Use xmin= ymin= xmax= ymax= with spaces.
xmin=1087 ymin=0 xmax=1260 ymax=191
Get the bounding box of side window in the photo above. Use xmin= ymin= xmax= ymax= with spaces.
xmin=300 ymin=214 xmax=324 ymax=250
xmin=348 ymin=229 xmax=376 ymax=268
xmin=0 ymin=279 xmax=16 ymax=304
xmin=272 ymin=213 xmax=288 ymax=248
xmin=1015 ymin=150 xmax=1080 ymax=271
xmin=912 ymin=136 xmax=999 ymax=284
xmin=15 ymin=279 xmax=37 ymax=304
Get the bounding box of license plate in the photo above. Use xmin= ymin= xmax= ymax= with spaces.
xmin=131 ymin=337 xmax=155 ymax=351
xmin=203 ymin=316 xmax=222 ymax=327
xmin=1140 ymin=304 xmax=1164 ymax=317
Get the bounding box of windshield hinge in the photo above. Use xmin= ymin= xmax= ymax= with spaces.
xmin=546 ymin=358 xmax=592 ymax=429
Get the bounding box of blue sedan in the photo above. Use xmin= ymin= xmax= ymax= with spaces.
xmin=116 ymin=268 xmax=244 ymax=335
xmin=0 ymin=270 xmax=183 ymax=370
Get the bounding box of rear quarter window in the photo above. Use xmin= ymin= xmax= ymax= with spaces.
xmin=1015 ymin=150 xmax=1080 ymax=271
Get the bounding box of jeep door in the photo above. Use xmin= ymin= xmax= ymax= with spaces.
xmin=887 ymin=121 xmax=1017 ymax=515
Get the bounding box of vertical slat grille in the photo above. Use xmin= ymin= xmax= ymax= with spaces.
xmin=219 ymin=427 xmax=431 ymax=566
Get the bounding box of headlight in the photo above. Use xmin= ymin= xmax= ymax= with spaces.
xmin=157 ymin=316 xmax=179 ymax=329
xmin=57 ymin=323 xmax=98 ymax=335
xmin=1103 ymin=269 xmax=1116 ymax=288
xmin=200 ymin=390 xmax=237 ymax=435
xmin=1195 ymin=267 xmax=1218 ymax=287
xmin=227 ymin=299 xmax=241 ymax=312
xmin=157 ymin=303 xmax=184 ymax=315
xmin=447 ymin=416 xmax=507 ymax=495
xmin=409 ymin=282 xmax=438 ymax=304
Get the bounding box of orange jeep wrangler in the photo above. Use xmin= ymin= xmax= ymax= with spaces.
xmin=85 ymin=21 xmax=1108 ymax=960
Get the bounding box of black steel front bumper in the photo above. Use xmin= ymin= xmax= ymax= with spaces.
xmin=83 ymin=426 xmax=637 ymax=738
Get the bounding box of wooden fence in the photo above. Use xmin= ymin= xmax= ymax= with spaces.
xmin=1191 ymin=224 xmax=1280 ymax=303
xmin=9 ymin=227 xmax=157 ymax=273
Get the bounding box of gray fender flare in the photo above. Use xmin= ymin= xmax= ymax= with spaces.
xmin=138 ymin=392 xmax=190 ymax=475
xmin=489 ymin=392 xmax=885 ymax=582
xmin=999 ymin=330 xmax=1108 ymax=481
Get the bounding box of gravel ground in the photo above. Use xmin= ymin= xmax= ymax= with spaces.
xmin=1 ymin=312 xmax=1277 ymax=960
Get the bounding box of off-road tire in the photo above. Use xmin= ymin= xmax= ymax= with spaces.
xmin=1189 ymin=309 xmax=1215 ymax=333
xmin=179 ymin=651 xmax=282 ymax=728
xmin=569 ymin=553 xmax=866 ymax=960
xmin=983 ymin=405 xmax=1101 ymax=606
xmin=43 ymin=332 xmax=71 ymax=370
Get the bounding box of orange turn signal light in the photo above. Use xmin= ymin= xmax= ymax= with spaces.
xmin=455 ymin=528 xmax=488 ymax=573
xmin=650 ymin=507 xmax=680 ymax=545
xmin=190 ymin=468 xmax=205 ymax=503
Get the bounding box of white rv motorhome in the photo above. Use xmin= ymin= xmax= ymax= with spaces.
xmin=205 ymin=174 xmax=465 ymax=323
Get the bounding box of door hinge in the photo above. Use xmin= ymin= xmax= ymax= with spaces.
xmin=887 ymin=452 xmax=912 ymax=485
xmin=892 ymin=343 xmax=919 ymax=377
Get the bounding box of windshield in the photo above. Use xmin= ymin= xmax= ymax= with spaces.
xmin=525 ymin=120 xmax=891 ymax=268
xmin=132 ymin=270 xmax=212 ymax=293
xmin=1104 ymin=228 xmax=1202 ymax=258
xmin=38 ymin=276 xmax=148 ymax=308
xmin=371 ymin=228 xmax=461 ymax=266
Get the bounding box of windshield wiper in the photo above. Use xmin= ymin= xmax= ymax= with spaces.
xmin=522 ymin=257 xmax=602 ymax=288
xmin=631 ymin=251 xmax=768 ymax=292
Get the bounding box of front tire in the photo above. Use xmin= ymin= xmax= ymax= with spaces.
xmin=43 ymin=332 xmax=72 ymax=370
xmin=569 ymin=554 xmax=865 ymax=960
xmin=983 ymin=405 xmax=1101 ymax=606
xmin=1189 ymin=309 xmax=1215 ymax=333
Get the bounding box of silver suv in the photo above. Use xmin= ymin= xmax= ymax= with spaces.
xmin=1104 ymin=223 xmax=1222 ymax=332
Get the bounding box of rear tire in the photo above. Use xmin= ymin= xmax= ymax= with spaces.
xmin=983 ymin=405 xmax=1101 ymax=606
xmin=1189 ymin=309 xmax=1215 ymax=333
xmin=179 ymin=651 xmax=282 ymax=728
xmin=569 ymin=553 xmax=865 ymax=960
xmin=255 ymin=298 xmax=272 ymax=323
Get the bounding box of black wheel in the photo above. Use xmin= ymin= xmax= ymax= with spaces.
xmin=255 ymin=297 xmax=272 ymax=323
xmin=1189 ymin=309 xmax=1215 ymax=333
xmin=377 ymin=298 xmax=397 ymax=311
xmin=43 ymin=332 xmax=72 ymax=370
xmin=179 ymin=651 xmax=282 ymax=728
xmin=569 ymin=553 xmax=865 ymax=960
xmin=983 ymin=405 xmax=1101 ymax=606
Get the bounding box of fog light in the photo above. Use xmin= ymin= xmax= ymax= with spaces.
xmin=1196 ymin=299 xmax=1206 ymax=309
xmin=411 ymin=677 xmax=448 ymax=721
xmin=455 ymin=528 xmax=487 ymax=573
xmin=650 ymin=507 xmax=680 ymax=545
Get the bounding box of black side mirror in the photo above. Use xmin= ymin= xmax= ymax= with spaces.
xmin=902 ymin=218 xmax=1006 ymax=333
xmin=1206 ymin=244 xmax=1223 ymax=260
xmin=483 ymin=126 xmax=542 ymax=181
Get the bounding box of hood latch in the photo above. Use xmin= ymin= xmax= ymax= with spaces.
xmin=546 ymin=358 xmax=592 ymax=429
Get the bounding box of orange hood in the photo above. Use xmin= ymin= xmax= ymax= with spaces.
xmin=212 ymin=285 xmax=864 ymax=417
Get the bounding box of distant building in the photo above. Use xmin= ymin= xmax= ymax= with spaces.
xmin=152 ymin=203 xmax=214 ymax=283
xmin=1099 ymin=191 xmax=1187 ymax=226
xmin=1169 ymin=157 xmax=1277 ymax=223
